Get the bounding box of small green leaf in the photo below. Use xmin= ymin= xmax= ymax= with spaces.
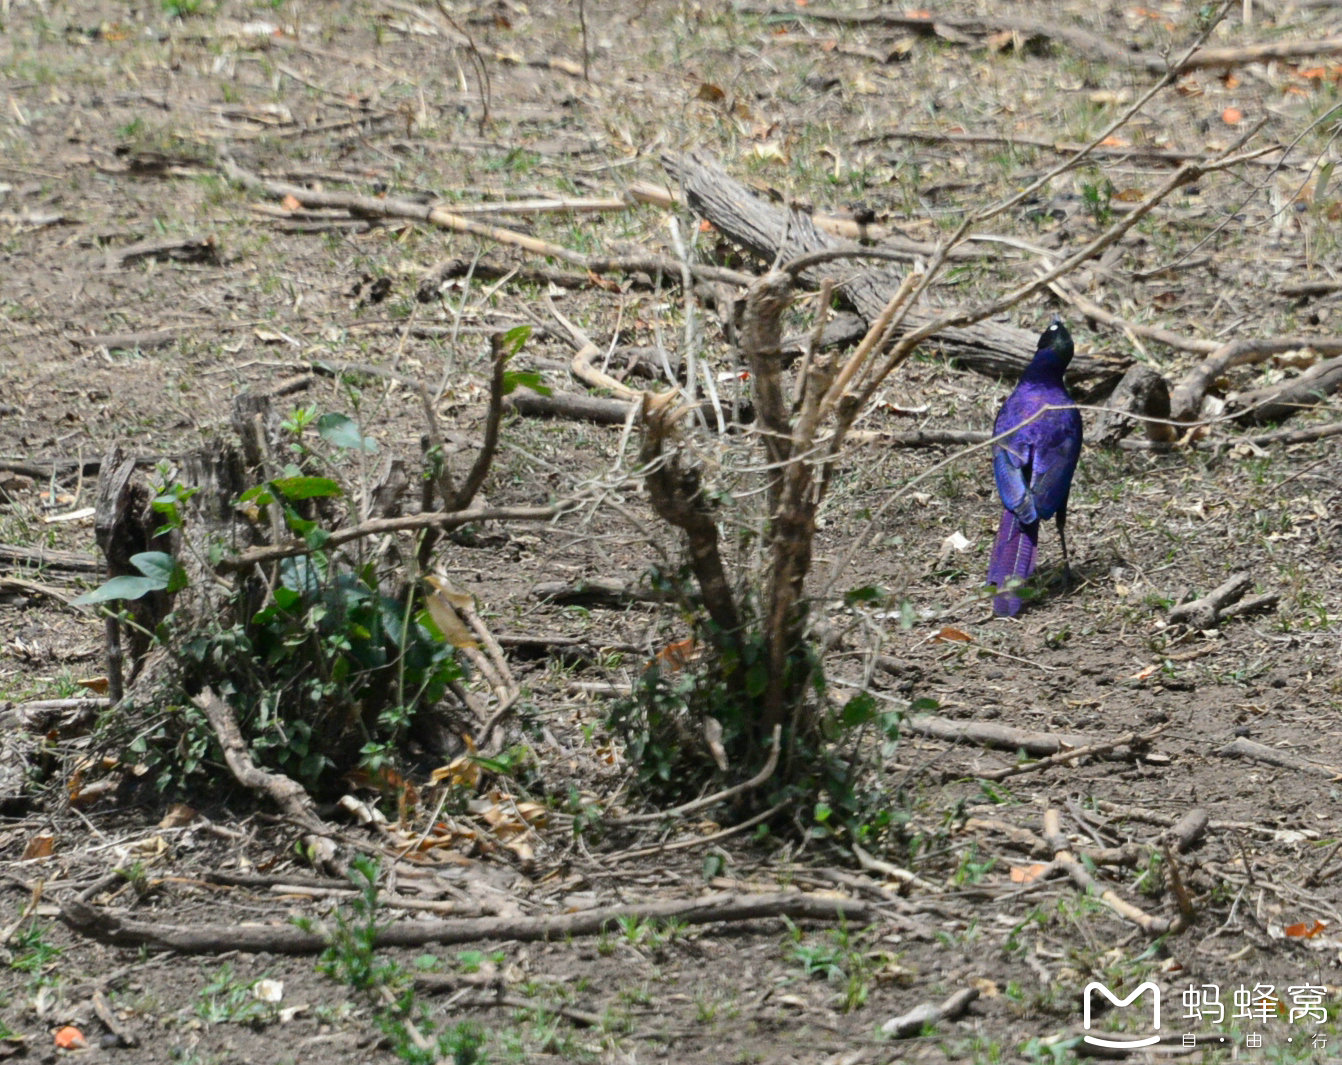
xmin=501 ymin=324 xmax=532 ymax=357
xmin=840 ymin=692 xmax=877 ymax=728
xmin=745 ymin=661 xmax=769 ymax=698
xmin=843 ymin=584 xmax=885 ymax=606
xmin=1316 ymin=160 xmax=1334 ymax=204
xmin=501 ymin=369 xmax=551 ymax=397
xmin=238 ymin=484 xmax=276 ymax=506
xmin=72 ymin=575 xmax=164 ymax=605
xmin=316 ymin=412 xmax=377 ymax=452
xmin=270 ymin=475 xmax=343 ymax=501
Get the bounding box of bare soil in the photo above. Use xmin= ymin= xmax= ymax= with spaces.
xmin=2 ymin=2 xmax=1341 ymax=1064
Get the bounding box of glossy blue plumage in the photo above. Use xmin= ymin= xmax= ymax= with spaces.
xmin=986 ymin=317 xmax=1082 ymax=616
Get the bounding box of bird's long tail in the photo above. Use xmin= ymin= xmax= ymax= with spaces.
xmin=987 ymin=509 xmax=1039 ymax=617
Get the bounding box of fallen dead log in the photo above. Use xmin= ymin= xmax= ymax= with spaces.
xmin=1168 ymin=337 xmax=1342 ymax=422
xmin=1042 ymin=808 xmax=1185 ymax=936
xmin=530 ymin=577 xmax=670 ymax=608
xmin=1217 ymin=737 xmax=1341 ymax=779
xmin=905 ymin=714 xmax=1087 ymax=757
xmin=881 ymin=988 xmax=979 ymax=1039
xmin=745 ymin=5 xmax=1342 ymax=77
xmin=1167 ymin=571 xmax=1278 ymax=629
xmin=61 ymin=890 xmax=877 ymax=954
xmin=504 ymin=389 xmax=633 ymax=424
xmin=1228 ymin=354 xmax=1342 ymax=425
xmin=1091 ymin=363 xmax=1176 ymax=445
xmin=193 ymin=687 xmax=339 ymax=871
xmin=662 ymin=150 xmax=1122 ymax=384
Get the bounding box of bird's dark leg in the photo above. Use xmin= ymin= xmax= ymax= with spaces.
xmin=1055 ymin=506 xmax=1073 ymax=583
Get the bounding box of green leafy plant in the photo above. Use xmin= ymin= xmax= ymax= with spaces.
xmin=84 ymin=408 xmax=465 ymax=798
xmin=298 ymin=857 xmax=488 ymax=1065
xmin=195 ymin=963 xmax=276 ymax=1026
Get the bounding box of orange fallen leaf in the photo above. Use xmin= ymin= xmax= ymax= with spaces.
xmin=698 ymin=219 xmax=714 ymax=233
xmin=905 ymin=9 xmax=932 ymax=18
xmin=1284 ymin=919 xmax=1326 ymax=938
xmin=159 ymin=803 xmax=197 ymax=828
xmin=54 ymin=1026 xmax=86 ymax=1049
xmin=933 ymin=625 xmax=973 ymax=643
xmin=654 ymin=637 xmax=698 ymax=672
xmin=77 ymin=676 xmax=109 ymax=695
xmin=1220 ymin=72 xmax=1239 ymax=89
xmin=1221 ymin=107 xmax=1243 ymax=125
xmin=1099 ymin=135 xmax=1128 ymax=148
xmin=1297 ymin=66 xmax=1328 ymax=81
xmin=1010 ymin=863 xmax=1050 ymax=884
xmin=21 ymin=834 xmax=54 ymax=861
xmin=280 ymin=194 xmax=302 ymax=211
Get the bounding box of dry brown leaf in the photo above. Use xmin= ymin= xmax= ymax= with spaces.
xmin=280 ymin=194 xmax=302 ymax=211
xmin=158 ymin=803 xmax=197 ymax=828
xmin=422 ymin=575 xmax=479 ymax=649
xmin=933 ymin=625 xmax=973 ymax=643
xmin=21 ymin=834 xmax=54 ymax=861
xmin=76 ymin=676 xmax=109 ymax=694
xmin=430 ymin=755 xmax=482 ymax=791
xmin=696 ymin=83 xmax=725 ymax=104
xmin=1010 ymin=863 xmax=1050 ymax=884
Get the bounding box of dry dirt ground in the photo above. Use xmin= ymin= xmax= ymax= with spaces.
xmin=2 ymin=1 xmax=1342 ymax=1063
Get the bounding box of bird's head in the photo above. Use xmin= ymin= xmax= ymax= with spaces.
xmin=1033 ymin=315 xmax=1074 ymax=370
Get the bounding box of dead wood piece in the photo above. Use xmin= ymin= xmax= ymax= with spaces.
xmin=67 ymin=328 xmax=185 ymax=351
xmin=92 ymin=988 xmax=139 ymax=1048
xmin=750 ymin=5 xmax=1342 ymax=76
xmin=107 ymin=235 xmax=219 ymax=268
xmin=1217 ymin=737 xmax=1341 ymax=779
xmin=1167 ymin=571 xmax=1278 ymax=629
xmin=1282 ymin=280 xmax=1342 ymax=299
xmin=962 ymin=817 xmax=1050 ymax=857
xmin=216 ymin=504 xmax=565 ymax=574
xmin=530 ymin=577 xmax=669 ymax=608
xmin=881 ymin=987 xmax=979 ymax=1039
xmin=639 ymin=391 xmax=743 ymax=641
xmin=974 ymin=725 xmax=1166 ymax=781
xmin=782 ymin=312 xmax=870 ymax=357
xmin=94 ymin=445 xmax=169 ymax=682
xmin=1228 ymin=354 xmax=1342 ymax=425
xmin=504 ymin=389 xmax=634 ymax=424
xmin=846 ymin=428 xmax=989 ymax=448
xmin=1092 ymin=364 xmax=1175 ymax=445
xmin=0 ymin=698 xmax=106 ymax=735
xmin=906 ymin=715 xmax=1087 ymax=757
xmin=192 ymin=687 xmax=338 ymax=870
xmin=416 ymin=256 xmax=610 ymax=301
xmin=0 ymin=544 xmax=100 ymax=573
xmin=1168 ymin=337 xmax=1342 ymax=422
xmin=1042 ymin=808 xmax=1184 ymax=936
xmin=1163 ymin=808 xmax=1210 ymax=853
xmin=61 ymin=890 xmax=876 ymax=954
xmin=663 ymin=150 xmax=1122 ymax=383
xmin=0 ymin=575 xmax=85 ymax=610
xmin=223 ymin=159 xmax=753 ymax=289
